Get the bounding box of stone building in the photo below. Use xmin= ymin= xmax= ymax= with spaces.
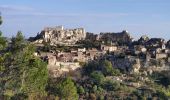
xmin=145 ymin=38 xmax=166 ymax=50
xmin=168 ymin=57 xmax=170 ymax=63
xmin=101 ymin=45 xmax=118 ymax=52
xmin=155 ymin=53 xmax=167 ymax=59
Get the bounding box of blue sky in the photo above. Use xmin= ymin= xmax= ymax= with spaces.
xmin=0 ymin=0 xmax=170 ymax=40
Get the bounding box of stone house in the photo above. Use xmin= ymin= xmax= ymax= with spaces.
xmin=78 ymin=48 xmax=86 ymax=52
xmin=145 ymin=38 xmax=166 ymax=50
xmin=168 ymin=57 xmax=170 ymax=63
xmin=86 ymin=48 xmax=105 ymax=61
xmin=48 ymin=61 xmax=81 ymax=77
xmin=132 ymin=58 xmax=141 ymax=73
xmin=101 ymin=45 xmax=117 ymax=52
xmin=134 ymin=45 xmax=147 ymax=53
xmin=76 ymin=52 xmax=86 ymax=62
xmin=155 ymin=53 xmax=167 ymax=59
xmin=48 ymin=54 xmax=57 ymax=65
xmin=86 ymin=48 xmax=98 ymax=60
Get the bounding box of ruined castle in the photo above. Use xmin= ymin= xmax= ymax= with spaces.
xmin=30 ymin=26 xmax=133 ymax=46
xmin=98 ymin=30 xmax=132 ymax=43
xmin=32 ymin=26 xmax=86 ymax=45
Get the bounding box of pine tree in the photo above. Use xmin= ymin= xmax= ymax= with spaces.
xmin=57 ymin=77 xmax=78 ymax=100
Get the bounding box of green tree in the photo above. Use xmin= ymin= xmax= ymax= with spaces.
xmin=92 ymin=85 xmax=98 ymax=93
xmin=0 ymin=15 xmax=7 ymax=72
xmin=57 ymin=77 xmax=78 ymax=100
xmin=0 ymin=15 xmax=2 ymax=25
xmin=83 ymin=61 xmax=99 ymax=75
xmin=0 ymin=32 xmax=7 ymax=50
xmin=10 ymin=31 xmax=26 ymax=54
xmin=16 ymin=44 xmax=48 ymax=99
xmin=110 ymin=68 xmax=121 ymax=76
xmin=90 ymin=71 xmax=105 ymax=85
xmin=0 ymin=15 xmax=6 ymax=50
xmin=102 ymin=79 xmax=120 ymax=91
xmin=101 ymin=60 xmax=113 ymax=76
xmin=101 ymin=60 xmax=121 ymax=76
xmin=0 ymin=15 xmax=9 ymax=96
xmin=78 ymin=86 xmax=85 ymax=94
xmin=3 ymin=33 xmax=30 ymax=94
xmin=22 ymin=50 xmax=48 ymax=95
xmin=0 ymin=32 xmax=48 ymax=99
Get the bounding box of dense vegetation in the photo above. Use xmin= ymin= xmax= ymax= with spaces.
xmin=0 ymin=33 xmax=48 ymax=99
xmin=0 ymin=16 xmax=48 ymax=99
xmin=46 ymin=59 xmax=170 ymax=99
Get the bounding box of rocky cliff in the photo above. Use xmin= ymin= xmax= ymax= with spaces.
xmin=30 ymin=26 xmax=86 ymax=45
xmin=99 ymin=30 xmax=132 ymax=44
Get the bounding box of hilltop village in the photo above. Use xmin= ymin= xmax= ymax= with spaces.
xmin=1 ymin=25 xmax=169 ymax=99
xmin=30 ymin=26 xmax=170 ymax=77
xmin=25 ymin=26 xmax=170 ymax=99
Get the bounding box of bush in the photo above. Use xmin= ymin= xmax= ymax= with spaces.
xmin=11 ymin=93 xmax=28 ymax=100
xmin=46 ymin=77 xmax=78 ymax=100
xmin=100 ymin=60 xmax=121 ymax=76
xmin=83 ymin=61 xmax=100 ymax=75
xmin=89 ymin=93 xmax=96 ymax=100
xmin=57 ymin=77 xmax=78 ymax=100
xmin=90 ymin=71 xmax=105 ymax=85
xmin=102 ymin=79 xmax=120 ymax=91
xmin=78 ymin=86 xmax=85 ymax=94
xmin=92 ymin=85 xmax=98 ymax=93
xmin=101 ymin=60 xmax=113 ymax=76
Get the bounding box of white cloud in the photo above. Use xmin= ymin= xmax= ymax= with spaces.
xmin=2 ymin=11 xmax=129 ymax=18
xmin=0 ymin=5 xmax=34 ymax=12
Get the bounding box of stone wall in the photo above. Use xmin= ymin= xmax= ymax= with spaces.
xmin=48 ymin=62 xmax=81 ymax=77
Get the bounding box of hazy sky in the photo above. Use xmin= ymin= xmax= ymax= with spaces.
xmin=0 ymin=0 xmax=170 ymax=40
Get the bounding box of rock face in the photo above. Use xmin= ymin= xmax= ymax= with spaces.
xmin=98 ymin=30 xmax=132 ymax=43
xmin=138 ymin=35 xmax=149 ymax=44
xmin=111 ymin=56 xmax=141 ymax=73
xmin=145 ymin=38 xmax=165 ymax=49
xmin=32 ymin=26 xmax=86 ymax=45
xmin=167 ymin=40 xmax=170 ymax=49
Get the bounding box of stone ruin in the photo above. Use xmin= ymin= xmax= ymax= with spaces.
xmin=32 ymin=26 xmax=86 ymax=45
xmin=98 ymin=30 xmax=132 ymax=43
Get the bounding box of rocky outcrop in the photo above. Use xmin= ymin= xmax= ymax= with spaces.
xmin=31 ymin=26 xmax=86 ymax=45
xmin=167 ymin=40 xmax=170 ymax=49
xmin=145 ymin=38 xmax=166 ymax=49
xmin=111 ymin=56 xmax=141 ymax=73
xmin=98 ymin=30 xmax=132 ymax=44
xmin=138 ymin=35 xmax=149 ymax=45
